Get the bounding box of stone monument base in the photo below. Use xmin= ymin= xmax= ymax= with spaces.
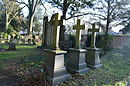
xmin=86 ymin=48 xmax=102 ymax=69
xmin=44 ymin=49 xmax=70 ymax=86
xmin=66 ymin=48 xmax=90 ymax=74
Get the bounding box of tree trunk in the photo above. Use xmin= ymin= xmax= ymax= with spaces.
xmin=28 ymin=13 xmax=34 ymax=35
xmin=105 ymin=0 xmax=110 ymax=35
xmin=5 ymin=12 xmax=9 ymax=32
xmin=59 ymin=16 xmax=66 ymax=42
xmin=59 ymin=0 xmax=68 ymax=42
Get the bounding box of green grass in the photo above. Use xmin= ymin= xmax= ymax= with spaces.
xmin=0 ymin=43 xmax=41 ymax=69
xmin=0 ymin=44 xmax=41 ymax=59
xmin=59 ymin=50 xmax=130 ymax=86
xmin=14 ymin=48 xmax=129 ymax=86
xmin=0 ymin=43 xmax=130 ymax=86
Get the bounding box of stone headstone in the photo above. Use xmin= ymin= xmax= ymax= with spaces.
xmin=66 ymin=19 xmax=89 ymax=74
xmin=42 ymin=16 xmax=48 ymax=48
xmin=46 ymin=15 xmax=57 ymax=48
xmin=50 ymin=13 xmax=65 ymax=50
xmin=44 ymin=13 xmax=70 ymax=86
xmin=8 ymin=43 xmax=16 ymax=50
xmin=86 ymin=23 xmax=102 ymax=69
xmin=59 ymin=16 xmax=66 ymax=42
xmin=88 ymin=23 xmax=99 ymax=48
xmin=73 ymin=19 xmax=85 ymax=49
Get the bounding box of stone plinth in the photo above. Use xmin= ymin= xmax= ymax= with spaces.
xmin=66 ymin=48 xmax=90 ymax=74
xmin=44 ymin=49 xmax=70 ymax=86
xmin=86 ymin=48 xmax=102 ymax=69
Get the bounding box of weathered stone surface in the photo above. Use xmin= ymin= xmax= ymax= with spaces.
xmin=73 ymin=19 xmax=85 ymax=49
xmin=66 ymin=19 xmax=89 ymax=74
xmin=42 ymin=16 xmax=48 ymax=48
xmin=88 ymin=23 xmax=99 ymax=48
xmin=86 ymin=48 xmax=102 ymax=69
xmin=50 ymin=13 xmax=64 ymax=50
xmin=86 ymin=23 xmax=102 ymax=69
xmin=44 ymin=49 xmax=70 ymax=86
xmin=8 ymin=43 xmax=16 ymax=50
xmin=66 ymin=48 xmax=90 ymax=74
xmin=42 ymin=13 xmax=64 ymax=49
xmin=43 ymin=13 xmax=70 ymax=86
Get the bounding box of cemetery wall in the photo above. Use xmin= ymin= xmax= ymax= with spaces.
xmin=82 ymin=35 xmax=130 ymax=49
xmin=111 ymin=36 xmax=130 ymax=49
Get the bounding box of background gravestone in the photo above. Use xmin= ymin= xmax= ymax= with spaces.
xmin=86 ymin=23 xmax=102 ymax=69
xmin=66 ymin=19 xmax=89 ymax=74
xmin=8 ymin=43 xmax=16 ymax=50
xmin=42 ymin=16 xmax=48 ymax=48
xmin=43 ymin=15 xmax=56 ymax=49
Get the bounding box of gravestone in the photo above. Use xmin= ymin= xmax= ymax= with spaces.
xmin=59 ymin=16 xmax=65 ymax=42
xmin=8 ymin=43 xmax=16 ymax=50
xmin=86 ymin=23 xmax=102 ymax=69
xmin=42 ymin=16 xmax=48 ymax=48
xmin=66 ymin=19 xmax=89 ymax=74
xmin=42 ymin=15 xmax=58 ymax=49
xmin=127 ymin=77 xmax=130 ymax=86
xmin=44 ymin=13 xmax=70 ymax=86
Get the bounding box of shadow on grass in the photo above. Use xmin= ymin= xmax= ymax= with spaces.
xmin=5 ymin=48 xmax=129 ymax=86
xmin=0 ymin=55 xmax=47 ymax=86
xmin=59 ymin=47 xmax=130 ymax=86
xmin=0 ymin=43 xmax=130 ymax=86
xmin=0 ymin=44 xmax=42 ymax=70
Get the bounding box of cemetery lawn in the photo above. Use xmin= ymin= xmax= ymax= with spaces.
xmin=59 ymin=49 xmax=130 ymax=86
xmin=0 ymin=43 xmax=41 ymax=69
xmin=0 ymin=43 xmax=129 ymax=86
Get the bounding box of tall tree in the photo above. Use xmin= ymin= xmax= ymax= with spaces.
xmin=15 ymin=0 xmax=42 ymax=34
xmin=0 ymin=0 xmax=23 ymax=32
xmin=93 ymin=0 xmax=129 ymax=35
xmin=48 ymin=0 xmax=94 ymax=41
xmin=119 ymin=9 xmax=130 ymax=34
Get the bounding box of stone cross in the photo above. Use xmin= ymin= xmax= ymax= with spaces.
xmin=50 ymin=13 xmax=64 ymax=50
xmin=88 ymin=23 xmax=99 ymax=48
xmin=73 ymin=19 xmax=85 ymax=49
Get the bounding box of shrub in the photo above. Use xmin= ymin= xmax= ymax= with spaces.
xmin=68 ymin=34 xmax=76 ymax=48
xmin=7 ymin=24 xmax=14 ymax=34
xmin=86 ymin=34 xmax=114 ymax=51
xmin=96 ymin=35 xmax=114 ymax=51
xmin=3 ymin=33 xmax=8 ymax=39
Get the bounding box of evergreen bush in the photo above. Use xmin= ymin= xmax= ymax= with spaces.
xmin=68 ymin=34 xmax=76 ymax=48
